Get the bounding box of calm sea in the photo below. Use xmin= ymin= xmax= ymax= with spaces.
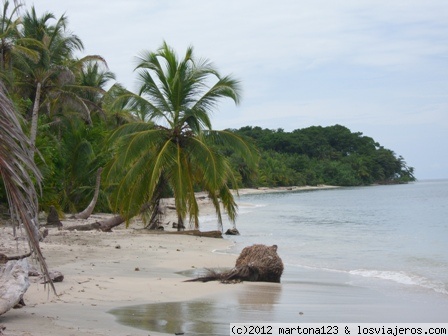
xmin=224 ymin=179 xmax=448 ymax=298
xmin=111 ymin=180 xmax=448 ymax=334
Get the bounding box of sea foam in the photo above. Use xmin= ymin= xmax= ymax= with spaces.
xmin=349 ymin=269 xmax=448 ymax=295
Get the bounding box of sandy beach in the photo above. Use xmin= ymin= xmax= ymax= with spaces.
xmin=3 ymin=184 xmax=448 ymax=335
xmin=1 ymin=218 xmax=237 ymax=335
xmin=0 ymin=186 xmax=337 ymax=336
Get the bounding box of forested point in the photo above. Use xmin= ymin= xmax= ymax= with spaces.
xmin=0 ymin=2 xmax=415 ymax=219
xmin=226 ymin=125 xmax=415 ymax=188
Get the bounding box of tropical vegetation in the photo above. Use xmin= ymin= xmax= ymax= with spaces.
xmin=0 ymin=2 xmax=415 ymax=232
xmin=104 ymin=42 xmax=258 ymax=229
xmin=228 ymin=125 xmax=415 ymax=187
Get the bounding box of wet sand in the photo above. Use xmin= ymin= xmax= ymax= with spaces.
xmin=110 ymin=266 xmax=448 ymax=335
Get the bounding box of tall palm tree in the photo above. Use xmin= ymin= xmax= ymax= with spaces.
xmin=16 ymin=7 xmax=103 ymax=149
xmin=105 ymin=42 xmax=258 ymax=230
xmin=0 ymin=81 xmax=55 ymax=294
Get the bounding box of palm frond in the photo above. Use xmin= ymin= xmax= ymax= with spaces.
xmin=0 ymin=82 xmax=56 ymax=294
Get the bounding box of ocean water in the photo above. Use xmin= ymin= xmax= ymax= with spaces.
xmin=110 ymin=180 xmax=448 ymax=334
xmin=224 ymin=180 xmax=448 ymax=298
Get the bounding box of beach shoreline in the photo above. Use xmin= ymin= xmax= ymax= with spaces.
xmin=4 ymin=183 xmax=446 ymax=335
xmin=12 ymin=184 xmax=444 ymax=335
xmin=0 ymin=185 xmax=336 ymax=335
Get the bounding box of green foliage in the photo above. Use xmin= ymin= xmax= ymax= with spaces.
xmin=34 ymin=114 xmax=112 ymax=213
xmin=230 ymin=125 xmax=415 ymax=187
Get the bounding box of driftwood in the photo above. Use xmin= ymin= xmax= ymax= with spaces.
xmin=0 ymin=259 xmax=30 ymax=316
xmin=65 ymin=215 xmax=125 ymax=232
xmin=163 ymin=230 xmax=222 ymax=238
xmin=186 ymin=244 xmax=284 ymax=283
xmin=65 ymin=222 xmax=101 ymax=231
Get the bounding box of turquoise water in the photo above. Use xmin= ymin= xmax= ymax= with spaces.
xmin=110 ymin=180 xmax=448 ymax=334
xmin=223 ymin=180 xmax=448 ymax=297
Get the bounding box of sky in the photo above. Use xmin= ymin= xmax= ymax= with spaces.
xmin=27 ymin=0 xmax=448 ymax=179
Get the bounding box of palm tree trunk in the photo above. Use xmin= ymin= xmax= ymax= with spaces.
xmin=99 ymin=215 xmax=125 ymax=232
xmin=145 ymin=199 xmax=161 ymax=230
xmin=73 ymin=168 xmax=103 ymax=220
xmin=29 ymin=81 xmax=42 ymax=150
xmin=177 ymin=215 xmax=184 ymax=231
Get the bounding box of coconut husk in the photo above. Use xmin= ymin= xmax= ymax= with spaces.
xmin=186 ymin=244 xmax=284 ymax=283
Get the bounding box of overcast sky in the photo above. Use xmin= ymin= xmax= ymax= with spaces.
xmin=28 ymin=1 xmax=448 ymax=179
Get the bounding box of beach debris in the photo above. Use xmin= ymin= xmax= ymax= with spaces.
xmin=225 ymin=228 xmax=240 ymax=235
xmin=40 ymin=270 xmax=64 ymax=284
xmin=46 ymin=205 xmax=63 ymax=229
xmin=163 ymin=230 xmax=223 ymax=238
xmin=186 ymin=244 xmax=284 ymax=283
xmin=172 ymin=222 xmax=185 ymax=230
xmin=39 ymin=227 xmax=49 ymax=240
xmin=0 ymin=259 xmax=30 ymax=316
xmin=28 ymin=265 xmax=41 ymax=276
xmin=64 ymin=215 xmax=125 ymax=232
xmin=0 ymin=252 xmax=32 ymax=265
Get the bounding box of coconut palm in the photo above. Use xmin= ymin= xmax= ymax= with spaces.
xmin=105 ymin=42 xmax=258 ymax=230
xmin=0 ymin=1 xmax=42 ymax=91
xmin=16 ymin=7 xmax=104 ymax=149
xmin=76 ymin=60 xmax=116 ymax=119
xmin=0 ymin=81 xmax=55 ymax=294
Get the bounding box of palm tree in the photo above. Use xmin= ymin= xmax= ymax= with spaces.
xmin=0 ymin=81 xmax=55 ymax=294
xmin=105 ymin=42 xmax=258 ymax=230
xmin=0 ymin=0 xmax=40 ymax=87
xmin=76 ymin=60 xmax=116 ymax=120
xmin=16 ymin=7 xmax=104 ymax=150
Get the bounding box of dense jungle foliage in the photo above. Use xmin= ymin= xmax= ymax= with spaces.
xmin=226 ymin=125 xmax=415 ymax=187
xmin=0 ymin=2 xmax=415 ymax=217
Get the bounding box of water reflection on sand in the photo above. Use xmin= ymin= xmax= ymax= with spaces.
xmin=109 ymin=282 xmax=282 ymax=336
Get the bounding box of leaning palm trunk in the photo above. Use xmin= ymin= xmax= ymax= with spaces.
xmin=73 ymin=167 xmax=103 ymax=220
xmin=97 ymin=215 xmax=125 ymax=231
xmin=65 ymin=215 xmax=125 ymax=232
xmin=0 ymin=82 xmax=56 ymax=301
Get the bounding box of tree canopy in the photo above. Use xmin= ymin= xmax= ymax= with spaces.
xmin=228 ymin=125 xmax=415 ymax=187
